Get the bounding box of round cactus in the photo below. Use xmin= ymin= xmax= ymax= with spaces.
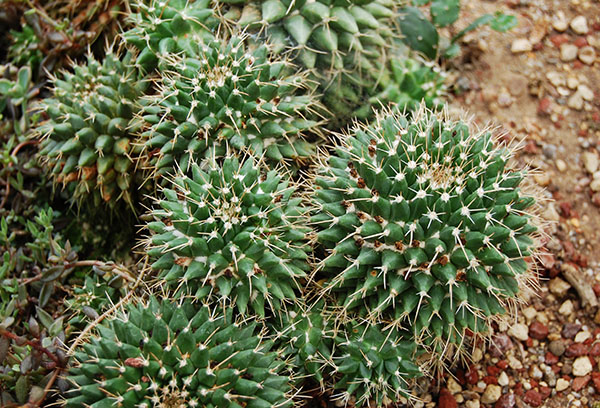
xmin=145 ymin=154 xmax=310 ymax=317
xmin=138 ymin=34 xmax=322 ymax=177
xmin=37 ymin=50 xmax=148 ymax=207
xmin=310 ymin=106 xmax=541 ymax=355
xmin=65 ymin=297 xmax=293 ymax=408
xmin=122 ymin=0 xmax=219 ymax=71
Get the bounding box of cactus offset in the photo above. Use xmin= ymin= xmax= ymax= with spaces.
xmin=37 ymin=50 xmax=148 ymax=207
xmin=311 ymin=106 xmax=541 ymax=357
xmin=65 ymin=297 xmax=293 ymax=408
xmin=146 ymin=154 xmax=310 ymax=317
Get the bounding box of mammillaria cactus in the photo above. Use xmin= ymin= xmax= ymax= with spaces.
xmin=37 ymin=50 xmax=148 ymax=207
xmin=65 ymin=297 xmax=293 ymax=408
xmin=139 ymin=35 xmax=322 ymax=177
xmin=146 ymin=154 xmax=310 ymax=317
xmin=310 ymin=106 xmax=541 ymax=357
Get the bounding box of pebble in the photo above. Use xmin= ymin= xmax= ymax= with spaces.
xmin=481 ymin=384 xmax=502 ymax=404
xmin=508 ymin=355 xmax=523 ymax=370
xmin=549 ymin=277 xmax=571 ymax=296
xmin=556 ymin=378 xmax=570 ymax=391
xmin=552 ymin=11 xmax=568 ymax=32
xmin=529 ymin=321 xmax=549 ymax=340
xmin=522 ymin=306 xmax=537 ymax=321
xmin=438 ymin=388 xmax=457 ymax=408
xmin=556 ymin=159 xmax=567 ymax=172
xmin=546 ymin=71 xmax=565 ymax=87
xmin=497 ymin=92 xmax=513 ymax=107
xmin=472 ymin=348 xmax=483 ymax=363
xmin=498 ymin=371 xmax=509 ymax=387
xmin=560 ymin=43 xmax=579 ymax=61
xmin=559 ymin=299 xmax=574 ymax=315
xmin=567 ymin=76 xmax=579 ymax=89
xmin=495 ymin=393 xmax=516 ymax=408
xmin=465 ymin=400 xmax=479 ymax=408
xmin=549 ymin=339 xmax=566 ymax=356
xmin=579 ymin=46 xmax=596 ymax=65
xmin=568 ymin=92 xmax=584 ymax=110
xmin=511 ymin=38 xmax=533 ymax=53
xmin=570 ymin=16 xmax=589 ymax=35
xmin=578 ymin=84 xmax=594 ymax=101
xmin=575 ymin=330 xmax=591 ymax=343
xmin=573 ymin=356 xmax=593 ymax=376
xmin=523 ymin=390 xmax=543 ymax=407
xmin=447 ymin=377 xmax=462 ymax=394
xmin=508 ymin=323 xmax=529 ymax=341
xmin=534 ymin=173 xmax=551 ymax=186
xmin=573 ymin=375 xmax=591 ymax=391
xmin=582 ymin=151 xmax=599 ymax=173
xmin=590 ymin=179 xmax=600 ymax=192
xmin=562 ymin=323 xmax=582 ymax=339
xmin=490 ymin=334 xmax=514 ymax=357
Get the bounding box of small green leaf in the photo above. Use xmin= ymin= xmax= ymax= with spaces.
xmin=431 ymin=0 xmax=460 ymax=27
xmin=490 ymin=12 xmax=518 ymax=32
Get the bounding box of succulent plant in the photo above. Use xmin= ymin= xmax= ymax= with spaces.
xmin=146 ymin=154 xmax=310 ymax=317
xmin=123 ymin=0 xmax=219 ymax=71
xmin=139 ymin=34 xmax=321 ymax=177
xmin=65 ymin=297 xmax=293 ymax=408
xmin=310 ymin=106 xmax=541 ymax=356
xmin=37 ymin=49 xmax=148 ymax=208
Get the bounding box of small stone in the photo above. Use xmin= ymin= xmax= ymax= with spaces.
xmin=490 ymin=334 xmax=513 ymax=357
xmin=566 ymin=343 xmax=588 ymax=357
xmin=549 ymin=277 xmax=571 ymax=296
xmin=507 ymin=355 xmax=523 ymax=370
xmin=556 ymin=159 xmax=567 ymax=172
xmin=546 ymin=71 xmax=565 ymax=87
xmin=522 ymin=306 xmax=537 ymax=321
xmin=573 ymin=356 xmax=593 ymax=376
xmin=570 ymin=16 xmax=589 ymax=35
xmin=511 ymin=38 xmax=533 ymax=53
xmin=567 ymin=76 xmax=579 ymax=89
xmin=582 ymin=151 xmax=599 ymax=173
xmin=568 ymin=92 xmax=584 ymax=110
xmin=481 ymin=384 xmax=502 ymax=404
xmin=562 ymin=323 xmax=582 ymax=339
xmin=560 ymin=43 xmax=578 ymax=61
xmin=508 ymin=323 xmax=529 ymax=341
xmin=447 ymin=377 xmax=462 ymax=394
xmin=575 ymin=330 xmax=591 ymax=343
xmin=542 ymin=204 xmax=560 ymax=222
xmin=572 ymin=375 xmax=591 ymax=391
xmin=523 ymin=390 xmax=543 ymax=407
xmin=590 ymin=178 xmax=600 ymax=192
xmin=472 ymin=348 xmax=483 ymax=363
xmin=559 ymin=299 xmax=574 ymax=315
xmin=549 ymin=340 xmax=566 ymax=356
xmin=556 ymin=378 xmax=570 ymax=391
xmin=497 ymin=92 xmax=513 ymax=107
xmin=494 ymin=393 xmax=515 ymax=408
xmin=577 ymin=84 xmax=595 ymax=101
xmin=465 ymin=400 xmax=479 ymax=408
xmin=530 ymin=365 xmax=543 ymax=379
xmin=579 ymin=46 xmax=596 ymax=65
xmin=497 ymin=371 xmax=509 ymax=387
xmin=552 ymin=11 xmax=568 ymax=32
xmin=529 ymin=321 xmax=548 ymax=340
xmin=438 ymin=388 xmax=457 ymax=408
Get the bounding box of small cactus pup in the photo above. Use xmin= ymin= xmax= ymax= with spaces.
xmin=139 ymin=34 xmax=322 ymax=178
xmin=65 ymin=297 xmax=294 ymax=408
xmin=145 ymin=154 xmax=311 ymax=318
xmin=122 ymin=0 xmax=219 ymax=71
xmin=310 ymin=106 xmax=542 ymax=359
xmin=326 ymin=322 xmax=421 ymax=407
xmin=37 ymin=49 xmax=148 ymax=208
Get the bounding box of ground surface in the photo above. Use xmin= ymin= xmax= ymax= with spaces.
xmin=420 ymin=1 xmax=600 ymax=407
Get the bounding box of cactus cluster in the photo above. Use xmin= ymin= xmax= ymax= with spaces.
xmin=139 ymin=35 xmax=321 ymax=177
xmin=37 ymin=50 xmax=148 ymax=207
xmin=66 ymin=297 xmax=293 ymax=408
xmin=311 ymin=107 xmax=540 ymax=355
xmin=146 ymin=154 xmax=310 ymax=317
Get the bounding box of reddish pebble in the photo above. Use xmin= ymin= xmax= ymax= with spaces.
xmin=573 ymin=60 xmax=583 ymax=69
xmin=549 ymin=34 xmax=569 ymax=47
xmin=487 ymin=366 xmax=501 ymax=376
xmin=529 ymin=321 xmax=549 ymax=340
xmin=483 ymin=375 xmax=498 ymax=385
xmin=592 ymin=372 xmax=600 ymax=392
xmin=593 ymin=284 xmax=600 ymax=297
xmin=533 ymin=42 xmax=543 ymax=51
xmin=523 ymin=390 xmax=543 ymax=407
xmin=537 ymin=97 xmax=552 ymax=115
xmin=565 ymin=343 xmax=588 ymax=357
xmin=572 ymin=375 xmax=591 ymax=391
xmin=552 ymin=364 xmax=561 ymax=374
xmin=562 ymin=323 xmax=582 ymax=339
xmin=545 ymin=351 xmax=559 ymax=365
xmin=539 ymin=386 xmax=552 ymax=400
xmin=495 ymin=393 xmax=516 ymax=408
xmin=559 ymin=202 xmax=573 ymax=218
xmin=574 ymin=37 xmax=588 ymax=47
xmin=497 ymin=360 xmax=508 ymax=370
xmin=514 ymin=382 xmax=524 ymax=397
xmin=526 ymin=337 xmax=534 ymax=348
xmin=438 ymin=388 xmax=457 ymax=408
xmin=465 ymin=365 xmax=479 ymax=385
xmin=590 ymin=342 xmax=600 ymax=357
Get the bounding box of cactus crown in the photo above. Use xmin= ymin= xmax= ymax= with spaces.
xmin=139 ymin=35 xmax=322 ymax=178
xmin=66 ymin=297 xmax=293 ymax=408
xmin=37 ymin=50 xmax=148 ymax=207
xmin=311 ymin=106 xmax=540 ymax=355
xmin=146 ymin=154 xmax=310 ymax=318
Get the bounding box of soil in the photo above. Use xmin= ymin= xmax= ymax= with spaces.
xmin=421 ymin=0 xmax=600 ymax=407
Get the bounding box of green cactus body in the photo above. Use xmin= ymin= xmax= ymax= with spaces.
xmin=311 ymin=107 xmax=541 ymax=354
xmin=123 ymin=0 xmax=219 ymax=71
xmin=146 ymin=155 xmax=310 ymax=317
xmin=140 ymin=35 xmax=321 ymax=176
xmin=328 ymin=323 xmax=421 ymax=407
xmin=66 ymin=297 xmax=292 ymax=408
xmin=37 ymin=51 xmax=148 ymax=207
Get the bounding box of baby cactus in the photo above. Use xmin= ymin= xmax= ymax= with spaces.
xmin=311 ymin=106 xmax=541 ymax=357
xmin=65 ymin=297 xmax=293 ymax=408
xmin=139 ymin=35 xmax=321 ymax=176
xmin=145 ymin=154 xmax=310 ymax=317
xmin=37 ymin=50 xmax=148 ymax=207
